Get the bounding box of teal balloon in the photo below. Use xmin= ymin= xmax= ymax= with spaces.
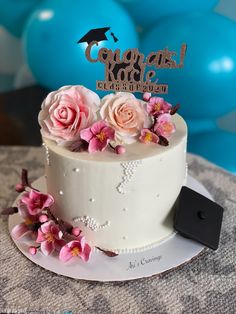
xmin=188 ymin=130 xmax=236 ymax=174
xmin=141 ymin=12 xmax=236 ymax=119
xmin=0 ymin=0 xmax=41 ymax=37
xmin=23 ymin=0 xmax=138 ymax=92
xmin=117 ymin=0 xmax=218 ymax=29
xmin=186 ymin=118 xmax=218 ymax=136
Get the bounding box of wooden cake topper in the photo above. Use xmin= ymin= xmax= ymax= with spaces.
xmin=78 ymin=27 xmax=187 ymax=94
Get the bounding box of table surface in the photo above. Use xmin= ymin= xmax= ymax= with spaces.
xmin=0 ymin=146 xmax=235 ymax=314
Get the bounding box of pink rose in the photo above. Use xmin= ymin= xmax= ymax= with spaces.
xmin=38 ymin=85 xmax=100 ymax=146
xmin=100 ymin=92 xmax=150 ymax=144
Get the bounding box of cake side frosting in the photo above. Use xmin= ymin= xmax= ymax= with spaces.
xmin=43 ymin=114 xmax=187 ymax=252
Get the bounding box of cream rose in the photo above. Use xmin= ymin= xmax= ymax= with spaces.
xmin=100 ymin=92 xmax=150 ymax=144
xmin=38 ymin=85 xmax=100 ymax=146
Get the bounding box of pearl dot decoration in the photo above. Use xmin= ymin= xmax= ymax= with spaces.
xmin=42 ymin=143 xmax=50 ymax=166
xmin=73 ymin=168 xmax=80 ymax=173
xmin=89 ymin=198 xmax=95 ymax=203
xmin=73 ymin=216 xmax=111 ymax=232
xmin=117 ymin=160 xmax=142 ymax=194
xmin=59 ymin=190 xmax=63 ymax=195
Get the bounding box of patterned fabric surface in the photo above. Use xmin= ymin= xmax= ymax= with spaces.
xmin=0 ymin=146 xmax=235 ymax=314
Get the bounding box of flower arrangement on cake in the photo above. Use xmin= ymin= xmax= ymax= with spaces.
xmin=38 ymin=86 xmax=180 ymax=154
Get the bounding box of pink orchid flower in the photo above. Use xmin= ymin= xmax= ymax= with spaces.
xmin=139 ymin=129 xmax=159 ymax=144
xmin=36 ymin=221 xmax=65 ymax=256
xmin=154 ymin=113 xmax=176 ymax=138
xmin=59 ymin=238 xmax=91 ymax=263
xmin=11 ymin=206 xmax=39 ymax=240
xmin=19 ymin=189 xmax=54 ymax=216
xmin=147 ymin=97 xmax=172 ymax=117
xmin=80 ymin=120 xmax=115 ymax=153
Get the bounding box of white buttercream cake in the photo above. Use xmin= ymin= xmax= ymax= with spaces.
xmin=39 ymin=86 xmax=187 ymax=253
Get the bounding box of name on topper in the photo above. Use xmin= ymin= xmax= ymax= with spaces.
xmin=85 ymin=41 xmax=187 ymax=94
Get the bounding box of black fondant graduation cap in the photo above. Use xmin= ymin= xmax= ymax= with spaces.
xmin=174 ymin=186 xmax=224 ymax=250
xmin=78 ymin=27 xmax=118 ymax=44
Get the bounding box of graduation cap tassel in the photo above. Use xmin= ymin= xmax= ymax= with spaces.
xmin=110 ymin=32 xmax=119 ymax=43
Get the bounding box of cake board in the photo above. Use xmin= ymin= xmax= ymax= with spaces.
xmin=8 ymin=175 xmax=210 ymax=282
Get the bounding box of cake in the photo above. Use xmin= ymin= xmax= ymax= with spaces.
xmin=39 ymin=85 xmax=187 ymax=253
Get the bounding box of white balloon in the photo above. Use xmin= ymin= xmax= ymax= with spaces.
xmin=0 ymin=26 xmax=23 ymax=74
xmin=217 ymin=110 xmax=236 ymax=133
xmin=215 ymin=0 xmax=236 ymax=21
xmin=14 ymin=64 xmax=37 ymax=89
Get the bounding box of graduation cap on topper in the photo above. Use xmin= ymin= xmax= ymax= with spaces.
xmin=78 ymin=27 xmax=118 ymax=45
xmin=174 ymin=186 xmax=224 ymax=250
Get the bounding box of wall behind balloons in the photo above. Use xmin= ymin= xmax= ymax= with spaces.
xmin=0 ymin=0 xmax=235 ymax=173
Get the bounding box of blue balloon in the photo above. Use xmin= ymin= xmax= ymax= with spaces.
xmin=0 ymin=0 xmax=41 ymax=37
xmin=23 ymin=0 xmax=138 ymax=92
xmin=186 ymin=118 xmax=218 ymax=136
xmin=188 ymin=130 xmax=236 ymax=174
xmin=141 ymin=12 xmax=236 ymax=119
xmin=117 ymin=0 xmax=218 ymax=30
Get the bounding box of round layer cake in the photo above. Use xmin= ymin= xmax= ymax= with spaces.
xmin=42 ymin=113 xmax=187 ymax=253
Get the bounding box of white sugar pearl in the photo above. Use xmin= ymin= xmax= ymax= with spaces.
xmin=59 ymin=190 xmax=63 ymax=195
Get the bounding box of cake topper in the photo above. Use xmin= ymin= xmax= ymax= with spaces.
xmin=78 ymin=28 xmax=187 ymax=94
xmin=78 ymin=27 xmax=119 ymax=45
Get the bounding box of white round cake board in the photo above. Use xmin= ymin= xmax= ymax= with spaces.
xmin=8 ymin=175 xmax=210 ymax=282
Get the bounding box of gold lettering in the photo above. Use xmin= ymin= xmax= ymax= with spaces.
xmin=98 ymin=48 xmax=111 ymax=63
xmin=85 ymin=41 xmax=99 ymax=63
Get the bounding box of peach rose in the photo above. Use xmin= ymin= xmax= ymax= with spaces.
xmin=100 ymin=92 xmax=150 ymax=144
xmin=38 ymin=85 xmax=100 ymax=146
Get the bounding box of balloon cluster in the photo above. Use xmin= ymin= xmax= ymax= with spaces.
xmin=0 ymin=0 xmax=235 ymax=172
